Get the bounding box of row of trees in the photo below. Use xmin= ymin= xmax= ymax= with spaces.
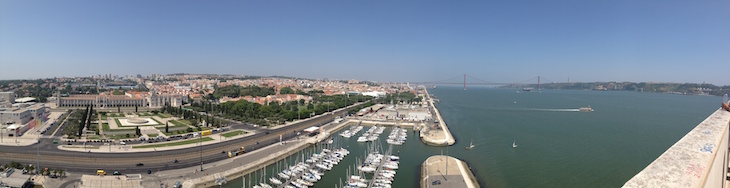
xmin=161 ymin=105 xmax=223 ymax=128
xmin=212 ymin=85 xmax=276 ymax=99
xmin=210 ymin=85 xmax=327 ymax=100
xmin=62 ymin=105 xmax=96 ymax=138
xmin=190 ymin=94 xmax=372 ymax=126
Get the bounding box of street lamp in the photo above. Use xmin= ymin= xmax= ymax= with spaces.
xmin=199 ymin=134 xmax=203 ymax=172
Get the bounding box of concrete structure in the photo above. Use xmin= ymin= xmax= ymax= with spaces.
xmin=5 ymin=124 xmax=29 ymax=137
xmin=0 ymin=102 xmax=47 ymax=137
xmin=59 ymin=95 xmax=145 ymax=108
xmin=0 ymin=168 xmax=31 ymax=188
xmin=623 ymin=109 xmax=730 ymax=188
xmin=421 ymin=155 xmax=479 ymax=188
xmin=0 ymin=108 xmax=32 ymax=125
xmin=147 ymin=93 xmax=185 ymax=108
xmin=0 ymin=92 xmax=14 ymax=108
xmin=13 ymin=97 xmax=36 ymax=103
xmin=80 ymin=174 xmax=143 ymax=188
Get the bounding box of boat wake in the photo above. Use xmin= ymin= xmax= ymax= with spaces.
xmin=528 ymin=108 xmax=580 ymax=112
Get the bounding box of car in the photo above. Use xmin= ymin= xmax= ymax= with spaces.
xmin=136 ymin=163 xmax=144 ymax=166
xmin=173 ymin=159 xmax=178 ymax=163
xmin=147 ymin=169 xmax=152 ymax=174
xmin=222 ymin=151 xmax=226 ymax=154
xmin=120 ymin=142 xmax=126 ymax=145
xmin=113 ymin=171 xmax=121 ymax=175
xmin=265 ymin=131 xmax=269 ymax=135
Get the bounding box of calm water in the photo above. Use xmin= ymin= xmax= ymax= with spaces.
xmin=223 ymin=86 xmax=721 ymax=188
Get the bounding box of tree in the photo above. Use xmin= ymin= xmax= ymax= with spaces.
xmin=165 ymin=122 xmax=169 ymax=133
xmin=280 ymin=87 xmax=295 ymax=94
xmin=135 ymin=126 xmax=141 ymax=136
xmin=135 ymin=105 xmax=138 ymax=112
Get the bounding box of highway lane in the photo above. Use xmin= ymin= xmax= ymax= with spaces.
xmin=0 ymin=108 xmax=351 ymax=174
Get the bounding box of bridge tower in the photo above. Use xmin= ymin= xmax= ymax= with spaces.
xmin=463 ymin=74 xmax=466 ymax=91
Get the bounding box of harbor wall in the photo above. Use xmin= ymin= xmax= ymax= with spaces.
xmin=420 ymin=155 xmax=480 ymax=188
xmin=421 ymin=88 xmax=456 ymax=146
xmin=623 ymin=109 xmax=730 ymax=188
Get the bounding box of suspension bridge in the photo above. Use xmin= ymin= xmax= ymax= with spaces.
xmin=411 ymin=74 xmax=559 ymax=90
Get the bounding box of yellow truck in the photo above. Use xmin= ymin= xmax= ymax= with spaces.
xmin=97 ymin=169 xmax=106 ymax=175
xmin=201 ymin=130 xmax=212 ymax=136
xmin=228 ymin=146 xmax=246 ymax=158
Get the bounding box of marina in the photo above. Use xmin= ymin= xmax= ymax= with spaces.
xmin=221 ymin=87 xmax=720 ymax=188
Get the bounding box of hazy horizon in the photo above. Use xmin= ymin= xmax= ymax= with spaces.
xmin=1 ymin=1 xmax=728 ymax=85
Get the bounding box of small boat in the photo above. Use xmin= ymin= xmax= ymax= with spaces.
xmin=269 ymin=177 xmax=282 ymax=185
xmin=512 ymin=140 xmax=517 ymax=148
xmin=579 ymin=106 xmax=594 ymax=112
xmin=466 ymin=139 xmax=475 ymax=150
xmin=522 ymin=88 xmax=533 ymax=92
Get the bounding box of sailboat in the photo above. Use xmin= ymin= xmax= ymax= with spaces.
xmin=465 ymin=139 xmax=475 ymax=150
xmin=512 ymin=140 xmax=517 ymax=148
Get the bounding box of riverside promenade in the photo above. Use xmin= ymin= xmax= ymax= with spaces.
xmin=165 ymin=118 xmax=353 ymax=188
xmin=421 ymin=88 xmax=456 ymax=146
xmin=421 ymin=155 xmax=479 ymax=188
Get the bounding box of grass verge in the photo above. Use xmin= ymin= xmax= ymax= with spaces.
xmin=222 ymin=130 xmax=245 ymax=138
xmin=132 ymin=137 xmax=214 ymax=148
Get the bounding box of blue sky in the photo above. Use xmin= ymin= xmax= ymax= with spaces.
xmin=1 ymin=1 xmax=729 ymax=85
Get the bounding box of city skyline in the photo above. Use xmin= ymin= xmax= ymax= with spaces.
xmin=1 ymin=1 xmax=729 ymax=85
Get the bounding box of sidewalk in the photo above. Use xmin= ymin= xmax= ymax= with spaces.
xmin=266 ymin=102 xmax=364 ymax=130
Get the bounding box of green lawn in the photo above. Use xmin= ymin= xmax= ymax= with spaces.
xmin=132 ymin=137 xmax=214 ymax=148
xmin=221 ymin=130 xmax=246 ymax=138
xmin=114 ymin=118 xmax=123 ymax=127
xmin=102 ymin=123 xmax=110 ymax=131
xmin=156 ymin=114 xmax=171 ymax=118
xmin=86 ymin=135 xmax=100 ymax=139
xmin=169 ymin=120 xmax=191 ymax=126
xmin=161 ymin=129 xmax=192 ymax=136
xmin=147 ymin=133 xmax=158 ymax=138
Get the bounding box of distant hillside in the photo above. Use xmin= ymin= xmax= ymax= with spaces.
xmin=504 ymin=82 xmax=730 ymax=96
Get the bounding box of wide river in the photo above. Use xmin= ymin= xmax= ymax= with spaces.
xmin=224 ymin=86 xmax=721 ymax=187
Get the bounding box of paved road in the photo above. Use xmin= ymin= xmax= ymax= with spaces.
xmin=0 ymin=107 xmax=355 ymax=175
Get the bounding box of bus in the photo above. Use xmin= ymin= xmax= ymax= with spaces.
xmin=201 ymin=130 xmax=212 ymax=136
